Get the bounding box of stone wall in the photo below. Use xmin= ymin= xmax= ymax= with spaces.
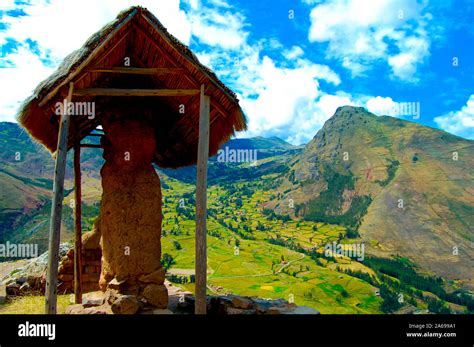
xmin=57 ymin=229 xmax=102 ymax=294
xmin=2 ymin=230 xmax=103 ymax=297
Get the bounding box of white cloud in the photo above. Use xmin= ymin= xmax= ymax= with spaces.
xmin=283 ymin=46 xmax=304 ymax=60
xmin=225 ymin=52 xmax=342 ymax=145
xmin=0 ymin=0 xmax=191 ymax=60
xmin=307 ymin=0 xmax=431 ymax=81
xmin=0 ymin=0 xmax=17 ymax=11
xmin=366 ymin=96 xmax=399 ymax=115
xmin=187 ymin=0 xmax=247 ymax=49
xmin=0 ymin=0 xmax=191 ymax=122
xmin=0 ymin=0 xmax=360 ymax=145
xmin=434 ymin=95 xmax=474 ymax=139
xmin=185 ymin=2 xmax=343 ymax=145
xmin=0 ymin=47 xmax=55 ymax=122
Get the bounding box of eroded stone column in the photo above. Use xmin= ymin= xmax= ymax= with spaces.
xmin=98 ymin=116 xmax=168 ymax=311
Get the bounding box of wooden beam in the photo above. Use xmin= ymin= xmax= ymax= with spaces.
xmin=195 ymin=84 xmax=210 ymax=315
xmin=72 ymin=27 xmax=133 ymax=88
xmin=45 ymin=82 xmax=74 ymax=314
xmin=73 ymin=140 xmax=83 ymax=304
xmin=131 ymin=24 xmax=230 ymax=120
xmin=85 ymin=67 xmax=186 ymax=75
xmin=38 ymin=8 xmax=138 ymax=107
xmin=132 ymin=24 xmax=199 ymax=90
xmin=80 ymin=143 xmax=103 ymax=148
xmin=73 ymin=88 xmax=200 ymax=97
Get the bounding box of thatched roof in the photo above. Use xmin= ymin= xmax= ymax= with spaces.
xmin=17 ymin=6 xmax=247 ymax=168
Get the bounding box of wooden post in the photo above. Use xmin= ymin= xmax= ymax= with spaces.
xmin=73 ymin=140 xmax=83 ymax=304
xmin=195 ymin=84 xmax=210 ymax=314
xmin=45 ymin=82 xmax=74 ymax=314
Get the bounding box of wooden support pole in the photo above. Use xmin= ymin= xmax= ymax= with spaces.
xmin=45 ymin=82 xmax=74 ymax=314
xmin=73 ymin=140 xmax=83 ymax=304
xmin=195 ymin=84 xmax=210 ymax=315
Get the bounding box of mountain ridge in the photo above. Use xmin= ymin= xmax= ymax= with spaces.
xmin=273 ymin=106 xmax=473 ymax=288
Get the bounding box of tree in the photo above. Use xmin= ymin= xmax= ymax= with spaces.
xmin=173 ymin=240 xmax=182 ymax=250
xmin=162 ymin=253 xmax=176 ymax=271
xmin=380 ymin=286 xmax=402 ymax=313
xmin=428 ymin=299 xmax=451 ymax=314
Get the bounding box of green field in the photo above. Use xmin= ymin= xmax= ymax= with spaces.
xmin=159 ymin=173 xmax=382 ymax=314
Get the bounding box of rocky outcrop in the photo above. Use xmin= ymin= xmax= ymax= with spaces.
xmin=1 ymin=243 xmax=70 ymax=297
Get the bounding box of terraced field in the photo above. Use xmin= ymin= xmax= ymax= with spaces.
xmin=159 ymin=174 xmax=382 ymax=314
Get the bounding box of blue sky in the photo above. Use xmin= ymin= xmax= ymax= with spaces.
xmin=0 ymin=0 xmax=473 ymax=144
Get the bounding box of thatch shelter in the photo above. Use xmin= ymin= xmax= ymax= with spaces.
xmin=17 ymin=6 xmax=246 ymax=314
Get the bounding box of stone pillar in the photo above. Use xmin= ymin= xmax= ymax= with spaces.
xmin=98 ymin=117 xmax=167 ymax=310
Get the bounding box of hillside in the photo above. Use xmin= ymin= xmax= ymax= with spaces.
xmin=272 ymin=106 xmax=474 ymax=288
xmin=1 ymin=117 xmax=473 ymax=314
xmin=0 ymin=122 xmax=298 ymax=252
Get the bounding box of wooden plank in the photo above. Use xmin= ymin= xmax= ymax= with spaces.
xmin=38 ymin=8 xmax=138 ymax=107
xmin=131 ymin=24 xmax=230 ymax=120
xmin=72 ymin=27 xmax=133 ymax=88
xmin=80 ymin=144 xmax=103 ymax=148
xmin=73 ymin=140 xmax=83 ymax=304
xmin=132 ymin=24 xmax=199 ymax=89
xmin=85 ymin=67 xmax=186 ymax=75
xmin=73 ymin=88 xmax=200 ymax=97
xmin=45 ymin=82 xmax=74 ymax=314
xmin=195 ymin=84 xmax=210 ymax=315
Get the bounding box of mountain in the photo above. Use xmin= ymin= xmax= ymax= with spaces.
xmin=161 ymin=136 xmax=300 ymax=184
xmin=272 ymin=106 xmax=474 ymax=288
xmin=0 ymin=121 xmax=298 ymax=250
xmin=1 ymin=114 xmax=473 ymax=313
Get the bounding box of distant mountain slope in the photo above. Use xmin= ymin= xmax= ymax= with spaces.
xmin=224 ymin=136 xmax=297 ymax=152
xmin=161 ymin=135 xmax=299 ymax=184
xmin=0 ymin=121 xmax=298 ymax=250
xmin=273 ymin=106 xmax=474 ymax=287
xmin=0 ymin=122 xmax=54 ymax=243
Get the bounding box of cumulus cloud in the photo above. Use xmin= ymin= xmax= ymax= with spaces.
xmin=0 ymin=0 xmax=191 ymax=122
xmin=434 ymin=95 xmax=474 ymax=139
xmin=1 ymin=0 xmax=413 ymax=146
xmin=282 ymin=46 xmax=304 ymax=60
xmin=307 ymin=0 xmax=431 ymax=81
xmin=184 ymin=1 xmax=344 ymax=145
xmin=186 ymin=0 xmax=248 ymax=49
xmin=366 ymin=96 xmax=399 ymax=115
xmin=0 ymin=47 xmax=55 ymax=122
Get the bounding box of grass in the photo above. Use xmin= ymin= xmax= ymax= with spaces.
xmin=0 ymin=295 xmax=70 ymax=314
